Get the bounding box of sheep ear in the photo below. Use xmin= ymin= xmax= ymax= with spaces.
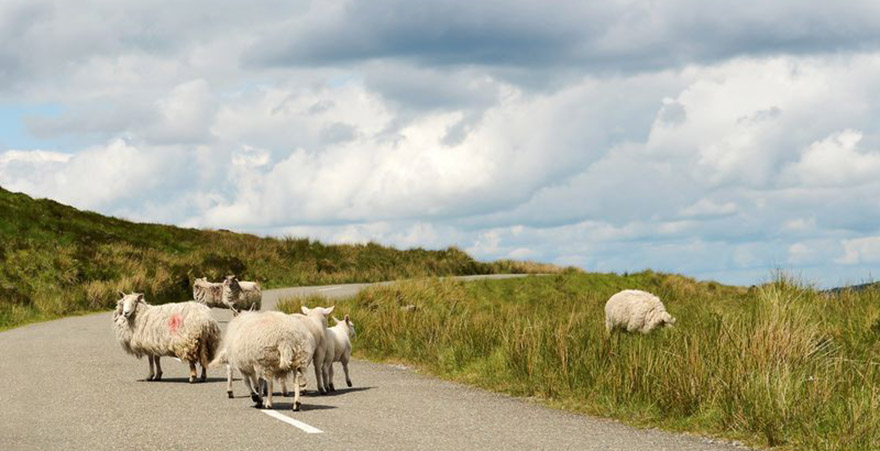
xmin=331 ymin=316 xmax=340 ymax=324
xmin=136 ymin=294 xmax=145 ymax=303
xmin=323 ymin=305 xmax=335 ymax=316
xmin=117 ymin=290 xmax=126 ymax=299
xmin=301 ymin=306 xmax=310 ymax=314
xmin=344 ymin=314 xmax=351 ymax=324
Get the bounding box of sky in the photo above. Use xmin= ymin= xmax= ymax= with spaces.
xmin=2 ymin=0 xmax=880 ymax=287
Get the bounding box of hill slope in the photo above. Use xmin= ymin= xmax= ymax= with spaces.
xmin=0 ymin=186 xmax=568 ymax=329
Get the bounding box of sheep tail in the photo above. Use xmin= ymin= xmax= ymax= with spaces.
xmin=279 ymin=345 xmax=294 ymax=372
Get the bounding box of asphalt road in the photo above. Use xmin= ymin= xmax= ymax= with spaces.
xmin=0 ymin=275 xmax=745 ymax=450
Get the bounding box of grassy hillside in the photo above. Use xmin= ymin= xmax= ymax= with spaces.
xmin=279 ymin=273 xmax=880 ymax=450
xmin=0 ymin=186 xmax=570 ymax=330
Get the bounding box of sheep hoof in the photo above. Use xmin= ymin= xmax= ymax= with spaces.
xmin=293 ymin=401 xmax=301 ymax=411
xmin=329 ymin=384 xmax=335 ymax=392
xmin=154 ymin=373 xmax=162 ymax=381
xmin=250 ymin=393 xmax=262 ymax=404
xmin=227 ymin=391 xmax=234 ymax=399
xmin=188 ymin=377 xmax=196 ymax=384
xmin=347 ymin=381 xmax=352 ymax=387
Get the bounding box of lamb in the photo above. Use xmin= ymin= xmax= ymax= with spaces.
xmin=221 ymin=275 xmax=262 ymax=313
xmin=294 ymin=305 xmax=335 ymax=394
xmin=113 ymin=293 xmax=221 ymax=383
xmin=193 ymin=277 xmax=225 ymax=309
xmin=214 ymin=311 xmax=314 ymax=410
xmin=604 ymin=289 xmax=676 ymax=334
xmin=326 ymin=314 xmax=356 ymax=391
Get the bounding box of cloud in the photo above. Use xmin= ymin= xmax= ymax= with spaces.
xmin=245 ymin=0 xmax=880 ymax=71
xmin=3 ymin=3 xmax=880 ymax=288
xmin=837 ymin=237 xmax=880 ymax=265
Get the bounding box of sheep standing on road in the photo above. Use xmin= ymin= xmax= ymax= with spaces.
xmin=296 ymin=305 xmax=335 ymax=394
xmin=215 ymin=311 xmax=314 ymax=410
xmin=221 ymin=275 xmax=262 ymax=313
xmin=193 ymin=277 xmax=225 ymax=309
xmin=327 ymin=314 xmax=356 ymax=391
xmin=604 ymin=289 xmax=676 ymax=334
xmin=113 ymin=293 xmax=221 ymax=383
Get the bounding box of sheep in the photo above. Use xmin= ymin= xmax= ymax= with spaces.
xmin=604 ymin=289 xmax=676 ymax=334
xmin=214 ymin=311 xmax=314 ymax=410
xmin=113 ymin=292 xmax=221 ymax=383
xmin=326 ymin=314 xmax=356 ymax=391
xmin=221 ymin=275 xmax=262 ymax=313
xmin=294 ymin=305 xmax=335 ymax=394
xmin=193 ymin=277 xmax=226 ymax=309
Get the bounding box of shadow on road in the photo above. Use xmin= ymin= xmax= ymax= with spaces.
xmin=303 ymin=386 xmax=375 ymax=397
xmin=139 ymin=377 xmax=228 ymax=384
xmin=255 ymin=402 xmax=337 ymax=411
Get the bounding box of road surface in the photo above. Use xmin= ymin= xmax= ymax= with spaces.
xmin=0 ymin=275 xmax=745 ymax=450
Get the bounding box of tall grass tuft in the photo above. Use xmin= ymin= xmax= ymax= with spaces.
xmin=279 ymin=273 xmax=880 ymax=449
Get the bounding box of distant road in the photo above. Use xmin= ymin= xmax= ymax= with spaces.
xmin=0 ymin=275 xmax=743 ymax=450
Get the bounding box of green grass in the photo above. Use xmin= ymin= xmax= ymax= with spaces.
xmin=0 ymin=186 xmax=572 ymax=330
xmin=278 ymin=273 xmax=880 ymax=450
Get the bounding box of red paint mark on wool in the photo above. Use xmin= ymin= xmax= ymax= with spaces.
xmin=169 ymin=315 xmax=183 ymax=333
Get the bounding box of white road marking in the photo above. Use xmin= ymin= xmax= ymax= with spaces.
xmin=317 ymin=286 xmax=342 ymax=292
xmin=261 ymin=410 xmax=324 ymax=434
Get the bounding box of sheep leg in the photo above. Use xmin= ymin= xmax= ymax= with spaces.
xmin=147 ymin=355 xmax=155 ymax=381
xmin=292 ymin=370 xmax=302 ymax=411
xmin=226 ymin=364 xmax=234 ymax=399
xmin=243 ymin=373 xmax=262 ymax=407
xmin=188 ymin=362 xmax=198 ymax=383
xmin=342 ymin=356 xmax=352 ymax=387
xmin=313 ymin=353 xmax=326 ymax=394
xmin=281 ymin=375 xmax=289 ymax=397
xmin=328 ymin=363 xmax=335 ymax=392
xmin=264 ymin=375 xmax=274 ymax=409
xmin=198 ymin=343 xmax=209 ymax=382
xmin=154 ymin=356 xmax=163 ymax=381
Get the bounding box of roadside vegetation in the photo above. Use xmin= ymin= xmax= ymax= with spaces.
xmin=279 ymin=273 xmax=880 ymax=450
xmin=0 ymin=186 xmax=570 ymax=330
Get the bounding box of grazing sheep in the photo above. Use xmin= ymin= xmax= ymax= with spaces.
xmin=193 ymin=277 xmax=226 ymax=309
xmin=326 ymin=314 xmax=356 ymax=391
xmin=221 ymin=275 xmax=262 ymax=313
xmin=295 ymin=305 xmax=335 ymax=394
xmin=604 ymin=289 xmax=676 ymax=334
xmin=113 ymin=293 xmax=221 ymax=383
xmin=214 ymin=311 xmax=314 ymax=410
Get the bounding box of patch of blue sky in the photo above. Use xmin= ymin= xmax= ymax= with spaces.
xmin=0 ymin=103 xmax=77 ymax=152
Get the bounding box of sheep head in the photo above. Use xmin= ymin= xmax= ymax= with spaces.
xmin=333 ymin=314 xmax=356 ymax=338
xmin=116 ymin=293 xmax=145 ymax=320
xmin=301 ymin=305 xmax=335 ymax=327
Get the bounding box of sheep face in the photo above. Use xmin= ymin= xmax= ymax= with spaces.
xmin=116 ymin=293 xmax=145 ymax=319
xmin=662 ymin=312 xmax=677 ymax=327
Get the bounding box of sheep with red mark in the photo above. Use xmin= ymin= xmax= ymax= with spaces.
xmin=113 ymin=293 xmax=221 ymax=383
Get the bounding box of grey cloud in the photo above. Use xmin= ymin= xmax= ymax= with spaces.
xmin=245 ymin=0 xmax=880 ymax=72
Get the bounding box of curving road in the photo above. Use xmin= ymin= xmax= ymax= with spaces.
xmin=0 ymin=276 xmax=745 ymax=450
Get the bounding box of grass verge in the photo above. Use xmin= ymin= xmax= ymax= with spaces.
xmin=278 ymin=272 xmax=880 ymax=450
